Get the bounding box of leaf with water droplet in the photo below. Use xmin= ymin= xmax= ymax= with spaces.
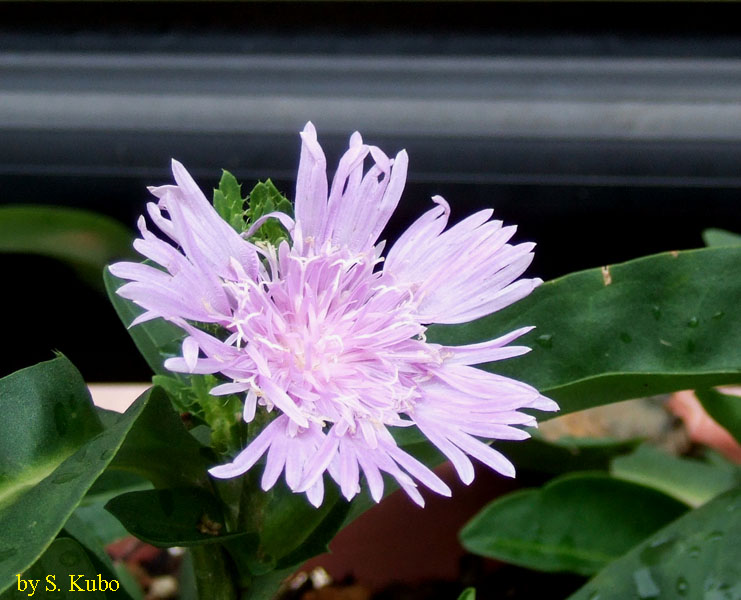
xmin=428 ymin=246 xmax=741 ymax=418
xmin=565 ymin=487 xmax=741 ymax=600
xmin=52 ymin=472 xmax=82 ymax=485
xmin=633 ymin=567 xmax=660 ymax=598
xmin=535 ymin=334 xmax=553 ymax=349
xmin=461 ymin=473 xmax=686 ymax=576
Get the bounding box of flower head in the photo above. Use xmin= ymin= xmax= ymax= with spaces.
xmin=110 ymin=123 xmax=557 ymax=507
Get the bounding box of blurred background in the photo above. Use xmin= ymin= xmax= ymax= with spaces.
xmin=2 ymin=2 xmax=741 ymax=381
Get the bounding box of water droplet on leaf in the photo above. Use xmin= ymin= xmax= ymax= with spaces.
xmin=676 ymin=577 xmax=689 ymax=596
xmin=99 ymin=448 xmax=116 ymax=461
xmin=687 ymin=317 xmax=699 ymax=328
xmin=706 ymin=530 xmax=723 ymax=542
xmin=688 ymin=546 xmax=701 ymax=558
xmin=52 ymin=472 xmax=80 ymax=484
xmin=633 ymin=567 xmax=660 ymax=598
xmin=535 ymin=334 xmax=553 ymax=349
xmin=651 ymin=305 xmax=661 ymax=320
xmin=712 ymin=311 xmax=725 ymax=320
xmin=640 ymin=537 xmax=676 ymax=565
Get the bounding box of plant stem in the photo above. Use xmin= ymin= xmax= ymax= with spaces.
xmin=190 ymin=545 xmax=239 ymax=600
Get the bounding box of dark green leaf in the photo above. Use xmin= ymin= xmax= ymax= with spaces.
xmin=0 ymin=357 xmax=150 ymax=594
xmin=105 ymin=488 xmax=254 ymax=547
xmin=695 ymin=387 xmax=741 ymax=445
xmin=499 ymin=431 xmax=640 ymax=475
xmin=0 ymin=205 xmax=135 ymax=291
xmin=1 ymin=538 xmax=118 ymax=599
xmin=460 ymin=473 xmax=687 ymax=576
xmin=62 ymin=513 xmax=138 ymax=599
xmin=457 ymin=589 xmax=476 ymax=600
xmin=104 ymin=268 xmax=185 ymax=376
xmin=568 ymin=485 xmax=741 ymax=600
xmin=702 ymin=228 xmax=741 ymax=247
xmin=213 ymin=170 xmax=248 ymax=233
xmin=75 ymin=471 xmax=152 ymax=548
xmin=107 ymin=386 xmax=209 ymax=489
xmin=611 ymin=444 xmax=741 ymax=508
xmin=428 ymin=247 xmax=741 ymax=418
xmin=247 ymin=482 xmax=349 ymax=572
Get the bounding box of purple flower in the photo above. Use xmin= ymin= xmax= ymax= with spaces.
xmin=110 ymin=123 xmax=557 ymax=507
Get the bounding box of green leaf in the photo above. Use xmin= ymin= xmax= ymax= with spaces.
xmin=499 ymin=431 xmax=640 ymax=475
xmin=239 ymin=481 xmax=350 ymax=574
xmin=457 ymin=589 xmax=476 ymax=600
xmin=567 ymin=485 xmax=741 ymax=600
xmin=611 ymin=444 xmax=741 ymax=508
xmin=695 ymin=387 xmax=741 ymax=445
xmin=213 ymin=170 xmax=248 ymax=233
xmin=0 ymin=205 xmax=135 ymax=291
xmin=245 ymin=180 xmax=293 ymax=246
xmin=62 ymin=513 xmax=138 ymax=599
xmin=105 ymin=488 xmax=254 ymax=547
xmin=428 ymin=247 xmax=741 ymax=418
xmin=107 ymin=386 xmax=210 ymax=489
xmin=1 ymin=537 xmax=118 ymax=599
xmin=75 ymin=471 xmax=153 ymax=547
xmin=702 ymin=227 xmax=741 ymax=247
xmin=0 ymin=357 xmax=150 ymax=595
xmin=104 ymin=268 xmax=185 ymax=376
xmin=460 ymin=473 xmax=687 ymax=576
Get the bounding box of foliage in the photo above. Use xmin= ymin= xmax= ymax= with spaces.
xmin=3 ymin=169 xmax=740 ymax=600
xmin=0 ymin=206 xmax=135 ymax=291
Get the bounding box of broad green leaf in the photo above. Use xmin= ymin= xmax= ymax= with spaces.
xmin=0 ymin=206 xmax=135 ymax=291
xmin=457 ymin=589 xmax=476 ymax=600
xmin=611 ymin=444 xmax=741 ymax=508
xmin=107 ymin=386 xmax=209 ymax=489
xmin=105 ymin=488 xmax=254 ymax=547
xmin=702 ymin=227 xmax=741 ymax=247
xmin=62 ymin=513 xmax=138 ymax=599
xmin=567 ymin=485 xmax=741 ymax=600
xmin=428 ymin=247 xmax=741 ymax=418
xmin=460 ymin=473 xmax=687 ymax=576
xmin=75 ymin=471 xmax=153 ymax=547
xmin=695 ymin=387 xmax=741 ymax=445
xmin=213 ymin=170 xmax=248 ymax=233
xmin=0 ymin=357 xmax=149 ymax=595
xmin=82 ymin=470 xmax=152 ymax=507
xmin=104 ymin=268 xmax=185 ymax=376
xmin=71 ymin=503 xmax=130 ymax=552
xmin=1 ymin=538 xmax=114 ymax=599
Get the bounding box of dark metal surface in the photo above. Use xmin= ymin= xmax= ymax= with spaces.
xmin=2 ymin=4 xmax=740 ymax=379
